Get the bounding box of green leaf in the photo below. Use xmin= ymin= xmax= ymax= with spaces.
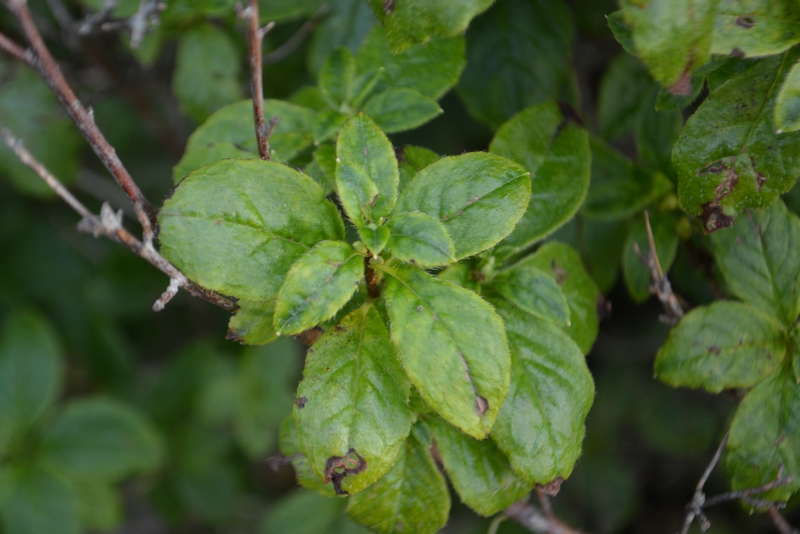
xmin=274 ymin=241 xmax=364 ymax=336
xmin=345 ymin=424 xmax=450 ymax=534
xmin=294 ymin=305 xmax=411 ymax=495
xmin=357 ymin=27 xmax=465 ymax=100
xmin=655 ymin=302 xmax=786 ymax=393
xmin=490 ymin=263 xmax=571 ymax=326
xmin=359 ymin=225 xmax=391 ymax=257
xmin=428 ymin=416 xmax=532 ymax=516
xmin=261 ymin=490 xmax=368 ymax=534
xmin=725 ymin=367 xmax=800 ymax=503
xmin=159 ymin=159 xmax=344 ymax=309
xmin=278 ymin=417 xmax=336 ymax=497
xmin=320 ymin=47 xmax=358 ymax=110
xmin=381 ymin=266 xmax=510 ymax=438
xmin=174 ymin=99 xmax=316 ymax=180
xmin=0 ymin=465 xmax=79 ymax=534
xmin=172 ymin=24 xmax=241 ymax=123
xmin=42 ymin=398 xmax=163 ymax=481
xmin=0 ymin=63 xmax=81 ymax=196
xmin=234 ymin=339 xmax=303 ymax=458
xmin=581 ymin=218 xmax=629 ymax=294
xmin=490 ymin=102 xmax=591 ymax=249
xmin=307 ymin=0 xmax=377 ymax=76
xmin=597 ymin=54 xmax=656 ymax=141
xmin=636 ymin=95 xmax=683 ymax=178
xmin=458 ymin=0 xmax=576 ymax=128
xmin=395 ymin=152 xmax=531 ymax=259
xmin=775 ymin=59 xmax=800 ymax=133
xmin=385 ymin=212 xmax=456 ymax=268
xmin=290 ymin=86 xmax=328 ymax=111
xmin=397 ymin=146 xmax=440 ymax=192
xmin=674 ymin=52 xmax=800 ymax=232
xmin=73 ymin=479 xmax=121 ymax=530
xmin=622 ymin=212 xmax=680 ymax=303
xmin=489 ymin=302 xmax=594 ymax=484
xmin=711 ymin=200 xmax=800 ymax=326
xmin=606 ymin=11 xmax=636 ymax=55
xmin=619 ymin=0 xmax=719 ymax=89
xmin=314 ymin=108 xmax=350 ymax=143
xmin=335 ymin=114 xmax=399 ymax=225
xmin=0 ymin=310 xmax=62 ymax=441
xmin=582 ymin=136 xmax=672 ymax=221
xmin=711 ymin=0 xmax=800 ymax=57
xmin=517 ymin=242 xmax=600 ymax=354
xmin=227 ymin=300 xmax=278 ymax=346
xmin=367 ymin=0 xmax=494 ymax=54
xmin=313 ymin=143 xmax=337 ymax=189
xmin=362 ymin=88 xmax=442 ymax=133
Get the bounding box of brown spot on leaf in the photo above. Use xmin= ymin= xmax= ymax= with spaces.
xmin=475 ymin=396 xmax=489 ymax=416
xmin=700 ymin=203 xmax=735 ymax=233
xmin=736 ymin=15 xmax=755 ymax=28
xmin=668 ymin=69 xmax=693 ymax=96
xmin=214 ymin=219 xmax=222 ymax=226
xmin=325 ymin=449 xmax=366 ymax=495
xmin=731 ymin=47 xmax=746 ymax=57
xmin=697 ymin=159 xmax=739 ymax=233
xmin=537 ymin=477 xmax=564 ymax=496
xmin=296 ymin=397 xmax=307 ymax=408
xmin=417 ymin=306 xmax=424 ymax=312
xmin=364 ymin=145 xmax=369 ymax=157
xmin=708 ymin=345 xmax=721 ymax=355
xmin=382 ymin=0 xmax=394 ymax=14
xmin=750 ymin=157 xmax=768 ymax=191
xmin=225 ymin=328 xmax=245 ymax=344
xmin=394 ymin=146 xmax=405 ymax=165
xmin=297 ymin=327 xmax=324 ymax=346
xmin=597 ymin=295 xmax=612 ymax=321
xmin=551 ymin=259 xmax=568 ymax=285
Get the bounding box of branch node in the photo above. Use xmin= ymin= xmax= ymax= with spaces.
xmin=153 ymin=277 xmax=180 ymax=312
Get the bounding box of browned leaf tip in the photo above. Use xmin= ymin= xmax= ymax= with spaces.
xmin=537 ymin=477 xmax=564 ymax=497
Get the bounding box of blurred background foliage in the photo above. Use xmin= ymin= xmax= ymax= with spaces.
xmin=1 ymin=0 xmax=799 ymax=532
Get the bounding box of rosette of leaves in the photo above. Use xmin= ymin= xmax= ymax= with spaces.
xmin=655 ymin=199 xmax=800 ymax=506
xmin=158 ymin=108 xmax=597 ymax=531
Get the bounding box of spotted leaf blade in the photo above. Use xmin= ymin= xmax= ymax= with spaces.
xmin=294 ymin=305 xmax=412 ymax=496
xmin=382 ymin=266 xmax=510 ymax=438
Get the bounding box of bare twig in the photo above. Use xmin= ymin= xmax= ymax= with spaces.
xmin=0 ymin=129 xmax=236 ymax=313
xmin=678 ymin=432 xmax=796 ymax=534
xmin=504 ymin=500 xmax=586 ymax=534
xmin=5 ymin=0 xmax=158 ymax=245
xmin=0 ymin=30 xmax=35 ymax=65
xmin=238 ymin=0 xmax=276 ymax=160
xmin=767 ymin=507 xmax=800 ymax=534
xmin=263 ymin=3 xmax=331 ymax=64
xmin=536 ymin=487 xmax=555 ymax=522
xmin=633 ymin=210 xmax=685 ymax=325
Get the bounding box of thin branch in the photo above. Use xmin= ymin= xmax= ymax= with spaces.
xmin=5 ymin=0 xmax=158 ymax=245
xmin=702 ymin=466 xmax=794 ymax=509
xmin=504 ymin=500 xmax=586 ymax=534
xmin=678 ymin=432 xmax=729 ymax=534
xmin=634 ymin=210 xmax=685 ymax=325
xmin=0 ymin=128 xmax=236 ymax=313
xmin=239 ymin=0 xmax=275 ymax=160
xmin=263 ymin=3 xmax=331 ymax=64
xmin=767 ymin=507 xmax=800 ymax=534
xmin=0 ymin=30 xmax=34 ymax=65
xmin=536 ymin=487 xmax=555 ymax=522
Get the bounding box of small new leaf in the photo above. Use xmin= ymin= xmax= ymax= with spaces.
xmin=274 ymin=241 xmax=364 ymax=336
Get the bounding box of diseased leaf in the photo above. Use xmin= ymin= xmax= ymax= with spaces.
xmin=227 ymin=300 xmax=278 ymax=346
xmin=489 ymin=302 xmax=594 ymax=484
xmin=711 ymin=200 xmax=800 ymax=326
xmin=0 ymin=63 xmax=81 ymax=196
xmin=619 ymin=0 xmax=719 ymax=89
xmin=490 ymin=263 xmax=570 ymax=326
xmin=458 ymin=0 xmax=575 ymax=129
xmin=367 ymin=0 xmax=494 ymax=54
xmin=775 ymin=59 xmax=800 ymax=133
xmin=278 ymin=416 xmax=336 ymax=497
xmin=382 ymin=266 xmax=510 ymax=438
xmin=274 ymin=241 xmax=363 ymax=336
xmin=172 ymin=24 xmax=241 ymax=123
xmin=622 ymin=212 xmax=680 ymax=303
xmin=41 ymin=398 xmax=163 ymax=481
xmin=674 ymin=51 xmax=800 ymax=232
xmin=428 ymin=415 xmax=532 ymax=516
xmin=518 ymin=243 xmax=600 ymax=354
xmin=385 ymin=212 xmax=456 ymax=268
xmin=725 ymin=367 xmax=800 ymax=503
xmin=397 ymin=146 xmax=440 ymax=192
xmin=159 ymin=159 xmax=344 ymax=313
xmin=712 ymin=0 xmax=800 ymax=57
xmin=345 ymin=424 xmax=450 ymax=534
xmin=0 ymin=465 xmax=79 ymax=534
xmin=175 ymin=99 xmax=316 ymax=181
xmin=362 ymin=88 xmax=442 ymax=134
xmin=336 ymin=114 xmax=399 ymax=225
xmin=583 ymin=136 xmax=672 ymax=221
xmin=0 ymin=310 xmax=62 ymax=441
xmin=357 ymin=27 xmax=465 ymax=100
xmin=319 ymin=47 xmax=357 ymax=109
xmin=294 ymin=305 xmax=411 ymax=495
xmin=395 ymin=153 xmax=531 ymax=259
xmin=656 ymin=302 xmax=787 ymax=393
xmin=490 ymin=102 xmax=591 ymax=249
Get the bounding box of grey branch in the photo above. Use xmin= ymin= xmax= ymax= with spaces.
xmin=504 ymin=500 xmax=586 ymax=534
xmin=767 ymin=507 xmax=800 ymax=534
xmin=0 ymin=128 xmax=236 ymax=313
